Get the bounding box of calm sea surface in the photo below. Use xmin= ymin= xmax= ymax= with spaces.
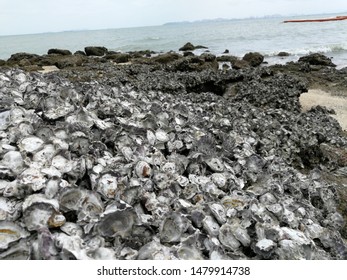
xmin=1 ymin=13 xmax=347 ymax=67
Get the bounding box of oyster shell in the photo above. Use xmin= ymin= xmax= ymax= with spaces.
xmin=0 ymin=221 xmax=29 ymax=250
xmin=97 ymin=201 xmax=137 ymax=238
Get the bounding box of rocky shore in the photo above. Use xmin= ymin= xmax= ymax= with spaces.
xmin=0 ymin=43 xmax=347 ymax=260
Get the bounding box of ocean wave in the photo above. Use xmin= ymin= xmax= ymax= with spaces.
xmin=265 ymin=43 xmax=347 ymax=57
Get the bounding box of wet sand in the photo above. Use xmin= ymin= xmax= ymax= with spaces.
xmin=300 ymin=89 xmax=347 ymax=131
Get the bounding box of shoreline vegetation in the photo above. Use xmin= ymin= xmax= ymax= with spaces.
xmin=0 ymin=43 xmax=347 ymax=260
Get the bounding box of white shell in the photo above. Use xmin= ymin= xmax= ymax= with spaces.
xmin=155 ymin=129 xmax=169 ymax=142
xmin=135 ymin=161 xmax=152 ymax=178
xmin=218 ymin=223 xmax=241 ymax=251
xmin=18 ymin=136 xmax=44 ymax=153
xmin=0 ymin=221 xmax=29 ymax=250
xmin=18 ymin=168 xmax=46 ymax=191
xmin=97 ymin=173 xmax=118 ymax=199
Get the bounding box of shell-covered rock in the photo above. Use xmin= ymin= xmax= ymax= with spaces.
xmin=0 ymin=62 xmax=346 ymax=260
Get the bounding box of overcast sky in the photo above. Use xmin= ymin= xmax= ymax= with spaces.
xmin=1 ymin=0 xmax=346 ymax=35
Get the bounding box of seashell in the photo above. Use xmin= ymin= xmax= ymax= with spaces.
xmin=153 ymin=172 xmax=170 ymax=190
xmin=18 ymin=136 xmax=44 ymax=153
xmin=60 ymin=222 xmax=84 ymax=237
xmin=159 ymin=212 xmax=190 ymax=243
xmin=59 ymin=188 xmax=87 ymax=212
xmin=0 ymin=240 xmax=30 ymax=260
xmin=121 ymin=146 xmax=133 ymax=162
xmin=266 ymin=204 xmax=283 ymax=218
xmin=161 ymin=162 xmax=176 ymax=174
xmin=218 ymin=223 xmax=241 ymax=251
xmin=22 ymin=194 xmax=65 ymax=230
xmin=0 ymin=197 xmax=22 ymax=221
xmin=167 ymin=140 xmax=184 ymax=152
xmin=189 ymin=174 xmax=210 ymax=186
xmin=0 ymin=110 xmax=11 ymax=131
xmin=280 ymin=227 xmax=311 ymax=246
xmin=10 ymin=107 xmax=28 ymax=125
xmin=135 ymin=160 xmax=152 ymax=178
xmin=211 ymin=173 xmax=227 ymax=188
xmin=253 ymin=239 xmax=276 ymax=258
xmin=205 ymin=157 xmax=224 ymax=172
xmin=120 ymin=247 xmax=138 ymax=260
xmin=97 ymin=201 xmax=137 ymax=238
xmin=0 ymin=151 xmax=24 ymax=176
xmin=155 ymin=129 xmax=169 ymax=142
xmin=17 ymin=167 xmax=46 ymax=192
xmin=231 ymin=222 xmax=251 ymax=247
xmin=97 ymin=173 xmax=118 ymax=199
xmin=51 ymin=154 xmax=73 ymax=174
xmin=0 ymin=221 xmax=30 ymax=250
xmin=53 ymin=232 xmax=91 ymax=260
xmin=209 ymin=203 xmax=226 ymax=224
xmin=32 ymin=144 xmax=56 ymax=165
xmin=202 ymin=215 xmax=220 ymax=237
xmin=137 ymin=239 xmax=173 ymax=260
xmin=177 ymin=244 xmax=204 ymax=260
xmin=147 ymin=130 xmax=156 ymax=145
xmin=176 ymin=175 xmax=189 ymax=187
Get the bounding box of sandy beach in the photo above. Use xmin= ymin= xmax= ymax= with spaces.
xmin=300 ymin=89 xmax=347 ymax=131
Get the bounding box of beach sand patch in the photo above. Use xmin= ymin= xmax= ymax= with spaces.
xmin=300 ymin=89 xmax=347 ymax=131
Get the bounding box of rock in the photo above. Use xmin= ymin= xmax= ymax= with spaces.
xmin=278 ymin=52 xmax=290 ymax=57
xmin=232 ymin=59 xmax=250 ymax=70
xmin=152 ymin=52 xmax=182 ymax=64
xmin=105 ymin=53 xmax=130 ymax=63
xmin=242 ymin=52 xmax=264 ymax=67
xmin=217 ymin=55 xmax=238 ymax=63
xmin=84 ymin=46 xmax=108 ymax=56
xmin=7 ymin=53 xmax=40 ymax=64
xmin=200 ymin=53 xmax=216 ymax=62
xmin=179 ymin=42 xmax=208 ymax=52
xmin=298 ymin=53 xmax=336 ymax=67
xmin=179 ymin=42 xmax=195 ymax=51
xmin=74 ymin=51 xmax=86 ymax=56
xmin=0 ymin=59 xmax=6 ymax=66
xmin=223 ymin=49 xmax=229 ymax=54
xmin=48 ymin=49 xmax=72 ymax=56
xmin=53 ymin=55 xmax=85 ymax=69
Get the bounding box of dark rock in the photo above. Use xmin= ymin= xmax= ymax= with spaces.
xmin=18 ymin=59 xmax=32 ymax=67
xmin=84 ymin=46 xmax=108 ymax=56
xmin=74 ymin=51 xmax=86 ymax=56
xmin=183 ymin=51 xmax=195 ymax=57
xmin=115 ymin=54 xmax=131 ymax=64
xmin=48 ymin=49 xmax=72 ymax=56
xmin=128 ymin=50 xmax=155 ymax=58
xmin=179 ymin=42 xmax=195 ymax=51
xmin=242 ymin=52 xmax=264 ymax=67
xmin=179 ymin=42 xmax=208 ymax=51
xmin=105 ymin=53 xmax=131 ymax=64
xmin=54 ymin=55 xmax=85 ymax=69
xmin=232 ymin=59 xmax=250 ymax=70
xmin=223 ymin=49 xmax=229 ymax=54
xmin=195 ymin=45 xmax=208 ymax=50
xmin=7 ymin=52 xmax=40 ymax=63
xmin=278 ymin=51 xmax=290 ymax=57
xmin=299 ymin=53 xmax=336 ymax=67
xmin=200 ymin=53 xmax=216 ymax=62
xmin=152 ymin=52 xmax=182 ymax=64
xmin=233 ymin=73 xmax=308 ymax=112
xmin=217 ymin=55 xmax=238 ymax=63
xmin=0 ymin=59 xmax=5 ymax=66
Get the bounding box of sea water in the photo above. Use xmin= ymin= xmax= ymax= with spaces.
xmin=1 ymin=13 xmax=347 ymax=67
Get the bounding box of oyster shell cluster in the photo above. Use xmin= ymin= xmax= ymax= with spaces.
xmin=0 ymin=64 xmax=346 ymax=260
